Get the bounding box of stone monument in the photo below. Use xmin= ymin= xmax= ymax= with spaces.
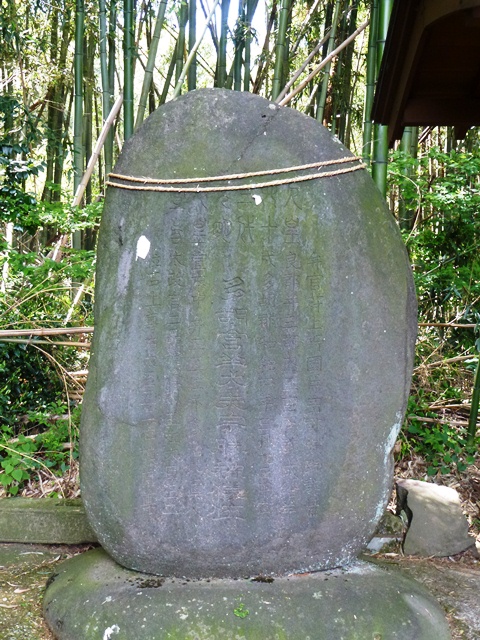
xmin=44 ymin=89 xmax=451 ymax=639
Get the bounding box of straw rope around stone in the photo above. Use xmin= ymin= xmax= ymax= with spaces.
xmin=109 ymin=156 xmax=361 ymax=185
xmin=106 ymin=157 xmax=366 ymax=193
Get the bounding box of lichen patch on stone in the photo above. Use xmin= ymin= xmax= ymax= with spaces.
xmin=135 ymin=235 xmax=150 ymax=261
xmin=102 ymin=624 xmax=120 ymax=640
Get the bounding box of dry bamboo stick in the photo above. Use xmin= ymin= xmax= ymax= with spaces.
xmin=407 ymin=415 xmax=472 ymax=427
xmin=428 ymin=403 xmax=471 ymax=410
xmin=0 ymin=321 xmax=473 ymax=339
xmin=0 ymin=327 xmax=93 ymax=337
xmin=277 ymin=19 xmax=369 ymax=107
xmin=172 ymin=0 xmax=222 ymax=99
xmin=72 ymin=92 xmax=124 ymax=207
xmin=275 ymin=30 xmax=331 ymax=104
xmin=8 ymin=434 xmax=73 ymax=451
xmin=0 ymin=338 xmax=90 ymax=348
xmin=51 ymin=94 xmax=124 ymax=263
xmin=418 ymin=355 xmax=478 ymax=370
xmin=418 ymin=322 xmax=476 ymax=328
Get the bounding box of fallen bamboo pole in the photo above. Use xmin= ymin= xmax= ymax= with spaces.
xmin=0 ymin=338 xmax=90 ymax=348
xmin=418 ymin=322 xmax=476 ymax=328
xmin=51 ymin=94 xmax=124 ymax=262
xmin=416 ymin=354 xmax=478 ymax=370
xmin=277 ymin=19 xmax=369 ymax=107
xmin=0 ymin=327 xmax=93 ymax=337
xmin=0 ymin=321 xmax=475 ymax=339
xmin=407 ymin=415 xmax=472 ymax=427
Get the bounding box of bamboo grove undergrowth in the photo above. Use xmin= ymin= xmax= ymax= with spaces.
xmin=0 ymin=0 xmax=479 ymax=495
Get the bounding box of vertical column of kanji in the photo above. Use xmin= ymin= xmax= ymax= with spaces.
xmin=209 ymin=194 xmax=253 ymax=535
xmin=276 ymin=189 xmax=303 ymax=522
xmin=177 ymin=201 xmax=213 ymax=530
xmin=299 ymin=244 xmax=328 ymax=524
xmin=213 ymin=276 xmax=248 ymax=527
xmin=138 ymin=233 xmax=165 ymax=518
xmin=155 ymin=213 xmax=190 ymax=524
xmin=186 ymin=204 xmax=208 ymax=465
xmin=254 ymin=193 xmax=280 ymax=522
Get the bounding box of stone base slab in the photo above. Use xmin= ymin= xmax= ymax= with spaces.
xmin=43 ymin=549 xmax=451 ymax=639
xmin=0 ymin=498 xmax=97 ymax=544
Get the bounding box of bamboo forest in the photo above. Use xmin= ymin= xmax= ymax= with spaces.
xmin=0 ymin=0 xmax=479 ymax=534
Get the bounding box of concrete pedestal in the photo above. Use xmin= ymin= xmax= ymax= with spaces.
xmin=43 ymin=549 xmax=451 ymax=639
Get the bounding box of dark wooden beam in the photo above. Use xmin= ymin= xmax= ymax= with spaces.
xmin=372 ymin=0 xmax=480 ymax=146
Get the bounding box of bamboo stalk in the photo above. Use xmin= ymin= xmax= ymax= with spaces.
xmin=271 ymin=0 xmax=291 ymax=100
xmin=275 ymin=29 xmax=332 ymax=104
xmin=316 ymin=0 xmax=342 ymax=123
xmin=1 ymin=222 xmax=13 ymax=293
xmin=106 ymin=0 xmax=117 ymax=173
xmin=99 ymin=0 xmax=110 ymax=155
xmin=175 ymin=0 xmax=188 ymax=86
xmin=135 ymin=0 xmax=168 ymax=129
xmin=344 ymin=6 xmax=363 ymax=148
xmin=278 ymin=19 xmax=369 ymax=107
xmin=200 ymin=0 xmax=219 ymax=51
xmin=160 ymin=42 xmax=178 ymax=104
xmin=252 ymin=0 xmax=277 ymax=94
xmin=72 ymin=0 xmax=85 ymax=251
xmin=217 ymin=0 xmax=231 ymax=87
xmin=418 ymin=323 xmax=476 ymax=328
xmin=337 ymin=1 xmax=359 ymax=144
xmin=124 ymin=0 xmax=135 ymax=140
xmin=50 ymin=94 xmax=123 ymax=263
xmin=243 ymin=0 xmax=258 ymax=91
xmin=407 ymin=416 xmax=472 ymax=427
xmin=290 ymin=0 xmax=322 ymax=56
xmin=173 ymin=0 xmax=223 ymax=99
xmin=0 ymin=328 xmax=94 ymax=337
xmin=362 ymin=0 xmax=378 ymax=165
xmin=64 ymin=275 xmax=94 ymax=324
xmin=187 ymin=0 xmax=197 ymax=90
xmin=72 ymin=94 xmax=123 ymax=207
xmin=416 ymin=355 xmax=478 ymax=370
xmin=467 ymin=360 xmax=480 ymax=446
xmin=428 ymin=404 xmax=472 ymax=410
xmin=232 ymin=0 xmax=247 ymax=91
xmin=0 ymin=339 xmax=90 ymax=348
xmin=73 ymin=0 xmax=84 ymax=193
xmin=371 ymin=0 xmax=393 ymax=196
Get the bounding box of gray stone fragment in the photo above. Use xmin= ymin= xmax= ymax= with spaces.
xmin=0 ymin=498 xmax=97 ymax=544
xmin=81 ymin=88 xmax=417 ymax=577
xmin=43 ymin=548 xmax=451 ymax=640
xmin=396 ymin=479 xmax=475 ymax=557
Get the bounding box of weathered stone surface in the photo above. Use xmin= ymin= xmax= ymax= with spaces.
xmin=43 ymin=549 xmax=451 ymax=640
xmin=0 ymin=498 xmax=97 ymax=544
xmin=81 ymin=88 xmax=417 ymax=577
xmin=396 ymin=479 xmax=475 ymax=557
